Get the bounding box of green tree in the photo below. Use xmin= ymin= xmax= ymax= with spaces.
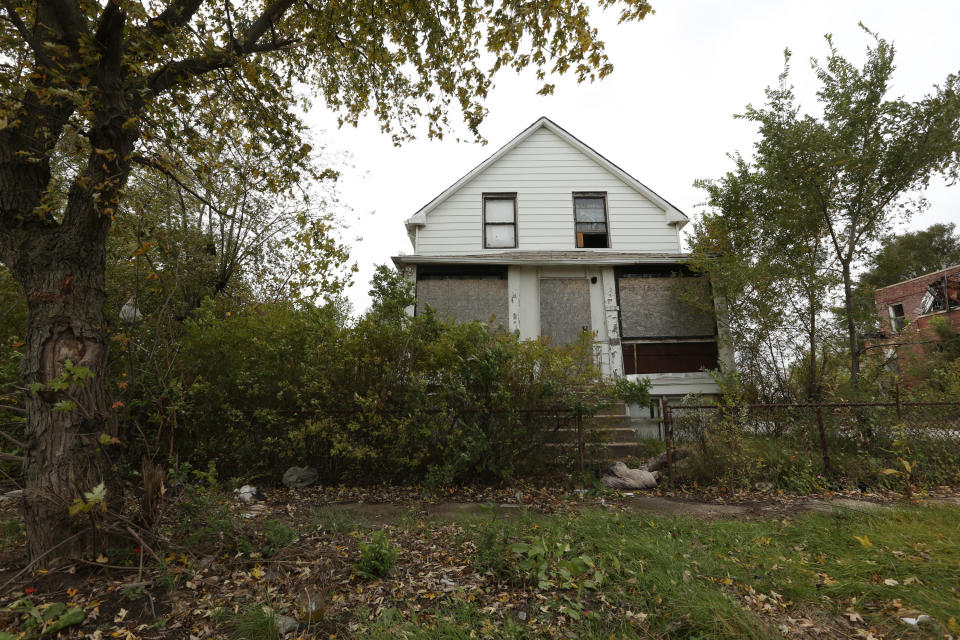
xmin=0 ymin=0 xmax=654 ymax=563
xmin=699 ymin=28 xmax=960 ymax=395
xmin=690 ymin=143 xmax=839 ymax=402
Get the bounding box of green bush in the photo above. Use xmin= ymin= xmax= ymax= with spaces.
xmin=159 ymin=266 xmax=611 ymax=484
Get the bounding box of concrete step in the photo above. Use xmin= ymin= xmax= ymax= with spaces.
xmin=549 ymin=426 xmax=640 ymax=443
xmin=544 ymin=440 xmax=648 ymax=461
xmin=587 ymin=414 xmax=633 ymax=428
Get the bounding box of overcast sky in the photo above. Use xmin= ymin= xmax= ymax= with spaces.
xmin=306 ymin=0 xmax=960 ymax=314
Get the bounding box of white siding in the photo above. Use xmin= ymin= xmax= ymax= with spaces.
xmin=415 ymin=127 xmax=681 ymax=254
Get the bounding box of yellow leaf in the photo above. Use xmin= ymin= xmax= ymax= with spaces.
xmin=880 ymin=468 xmax=899 ymax=476
xmin=853 ymin=535 xmax=872 ymax=548
xmin=250 ymin=566 xmax=264 ymax=579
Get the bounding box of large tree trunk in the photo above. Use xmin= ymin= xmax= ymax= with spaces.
xmin=9 ymin=229 xmax=115 ymax=563
xmin=841 ymin=261 xmax=860 ymax=392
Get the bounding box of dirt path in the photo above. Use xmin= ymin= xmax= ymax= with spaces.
xmin=316 ymin=494 xmax=960 ymax=525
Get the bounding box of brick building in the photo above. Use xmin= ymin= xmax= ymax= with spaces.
xmin=872 ymin=264 xmax=960 ymax=378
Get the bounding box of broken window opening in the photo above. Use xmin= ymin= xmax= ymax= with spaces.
xmin=919 ymin=273 xmax=960 ymax=314
xmin=574 ymin=193 xmax=608 ymax=248
xmin=888 ymin=303 xmax=905 ymax=333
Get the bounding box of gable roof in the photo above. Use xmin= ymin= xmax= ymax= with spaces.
xmin=404 ymin=117 xmax=689 ymax=234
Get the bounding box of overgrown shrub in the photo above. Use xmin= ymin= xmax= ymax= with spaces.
xmin=159 ymin=267 xmax=610 ymax=484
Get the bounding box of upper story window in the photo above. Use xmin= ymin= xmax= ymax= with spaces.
xmin=888 ymin=303 xmax=906 ymax=332
xmin=483 ymin=193 xmax=517 ymax=248
xmin=574 ymin=193 xmax=608 ymax=248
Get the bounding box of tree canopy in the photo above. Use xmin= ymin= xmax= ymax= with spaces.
xmin=691 ymin=27 xmax=960 ymax=397
xmin=0 ymin=0 xmax=654 ymax=563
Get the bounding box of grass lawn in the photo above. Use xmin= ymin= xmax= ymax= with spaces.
xmin=354 ymin=505 xmax=959 ymax=639
xmin=1 ymin=492 xmax=958 ymax=639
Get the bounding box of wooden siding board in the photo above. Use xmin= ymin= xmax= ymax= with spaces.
xmin=415 ymin=125 xmax=678 ymax=254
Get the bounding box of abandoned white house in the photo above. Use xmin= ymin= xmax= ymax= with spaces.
xmin=392 ymin=117 xmax=731 ymax=411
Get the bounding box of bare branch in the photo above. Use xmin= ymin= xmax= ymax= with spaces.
xmin=131 ymin=155 xmax=233 ymax=220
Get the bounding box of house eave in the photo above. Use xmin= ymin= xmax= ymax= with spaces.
xmin=392 ymin=251 xmax=692 ymax=268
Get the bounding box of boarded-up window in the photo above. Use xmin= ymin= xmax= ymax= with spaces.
xmin=622 ymin=342 xmax=719 ymax=374
xmin=618 ymin=272 xmax=715 ymax=339
xmin=416 ymin=266 xmax=508 ymax=327
xmin=539 ymin=277 xmax=591 ymax=345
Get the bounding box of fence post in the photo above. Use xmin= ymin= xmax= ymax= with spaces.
xmin=663 ymin=399 xmax=674 ymax=486
xmin=815 ymin=403 xmax=832 ymax=476
xmin=576 ymin=404 xmax=585 ymax=478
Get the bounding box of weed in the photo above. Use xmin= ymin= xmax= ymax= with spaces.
xmin=259 ymin=519 xmax=296 ymax=557
xmin=222 ymin=603 xmax=279 ymax=640
xmin=310 ymin=507 xmax=361 ymax=535
xmin=356 ymin=531 xmax=398 ymax=579
xmin=473 ymin=521 xmax=510 ymax=579
xmin=4 ymin=598 xmax=85 ymax=637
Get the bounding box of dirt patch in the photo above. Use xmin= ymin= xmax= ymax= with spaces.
xmin=620 ymin=495 xmax=750 ymax=518
xmin=317 ymin=502 xmax=535 ymax=525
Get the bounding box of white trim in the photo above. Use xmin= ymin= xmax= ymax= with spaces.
xmin=404 ymin=117 xmax=689 ymax=235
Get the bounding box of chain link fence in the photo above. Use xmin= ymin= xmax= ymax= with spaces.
xmin=662 ymin=396 xmax=960 ymax=485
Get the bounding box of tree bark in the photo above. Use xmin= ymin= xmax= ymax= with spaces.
xmin=6 ymin=228 xmax=116 ymax=563
xmin=841 ymin=261 xmax=860 ymax=392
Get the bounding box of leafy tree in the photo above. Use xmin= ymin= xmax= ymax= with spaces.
xmin=0 ymin=0 xmax=654 ymax=562
xmin=697 ymin=27 xmax=960 ymax=395
xmin=852 ymin=223 xmax=960 ymax=331
xmin=690 ymin=143 xmax=840 ymax=402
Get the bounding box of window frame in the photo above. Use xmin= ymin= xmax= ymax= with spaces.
xmin=572 ymin=191 xmax=610 ymax=248
xmin=482 ymin=192 xmax=518 ymax=249
xmin=888 ymin=303 xmax=906 ymax=333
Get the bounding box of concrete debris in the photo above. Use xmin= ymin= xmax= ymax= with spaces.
xmin=901 ymin=615 xmax=931 ymax=627
xmin=600 ymin=461 xmax=659 ymax=489
xmin=275 ymin=614 xmax=300 ymax=635
xmin=282 ymin=466 xmax=319 ymax=489
xmin=234 ymin=484 xmax=264 ymax=502
xmin=641 ymin=449 xmax=689 ymax=473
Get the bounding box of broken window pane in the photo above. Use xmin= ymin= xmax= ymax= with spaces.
xmin=574 ymin=194 xmax=608 ymax=248
xmin=574 ymin=198 xmax=606 ymax=222
xmin=888 ymin=303 xmax=905 ymax=332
